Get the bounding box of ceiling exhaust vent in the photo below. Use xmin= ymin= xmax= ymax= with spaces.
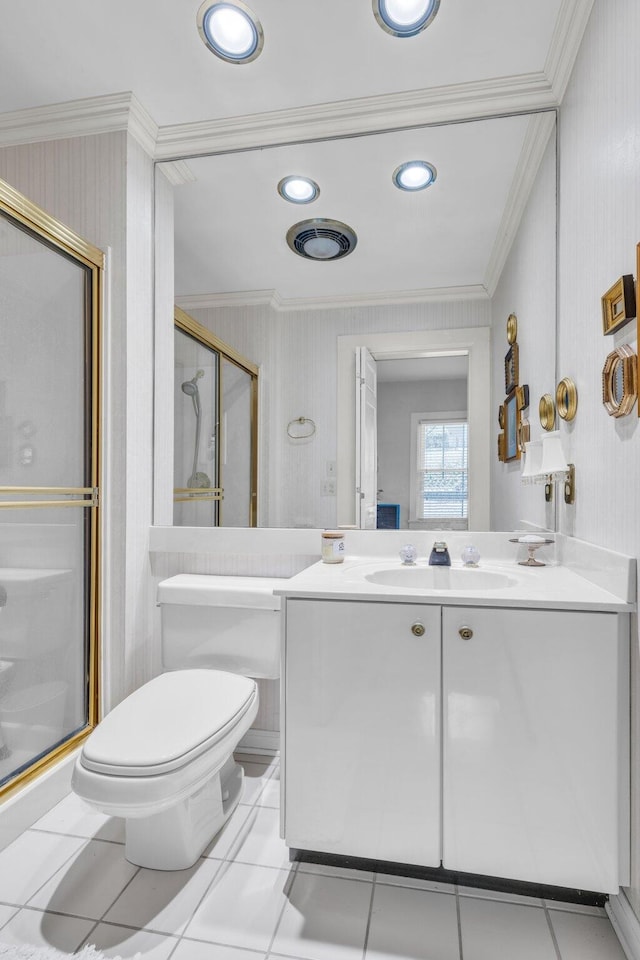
xmin=286 ymin=219 xmax=357 ymax=261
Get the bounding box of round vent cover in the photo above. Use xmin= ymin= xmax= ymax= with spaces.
xmin=286 ymin=219 xmax=357 ymax=261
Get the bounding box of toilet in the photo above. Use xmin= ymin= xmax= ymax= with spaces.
xmin=72 ymin=574 xmax=286 ymax=870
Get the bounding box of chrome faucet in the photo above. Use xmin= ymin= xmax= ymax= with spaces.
xmin=428 ymin=541 xmax=451 ymax=566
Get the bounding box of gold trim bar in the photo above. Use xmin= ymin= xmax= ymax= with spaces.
xmin=0 ymin=499 xmax=98 ymax=509
xmin=0 ymin=486 xmax=95 ymax=494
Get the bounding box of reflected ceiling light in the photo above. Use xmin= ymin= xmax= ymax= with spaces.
xmin=197 ymin=0 xmax=264 ymax=63
xmin=287 ymin=219 xmax=357 ymax=261
xmin=393 ymin=160 xmax=437 ymax=191
xmin=277 ymin=176 xmax=320 ymax=204
xmin=373 ymin=0 xmax=440 ymax=37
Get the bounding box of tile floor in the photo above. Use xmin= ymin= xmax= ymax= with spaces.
xmin=0 ymin=755 xmax=628 ymax=960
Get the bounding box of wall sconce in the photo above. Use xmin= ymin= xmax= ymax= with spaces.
xmin=539 ymin=431 xmax=575 ymax=504
xmin=520 ymin=432 xmax=575 ymax=504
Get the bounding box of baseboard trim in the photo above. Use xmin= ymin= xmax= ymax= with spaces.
xmin=607 ymin=889 xmax=640 ymax=960
xmin=237 ymin=728 xmax=280 ymax=757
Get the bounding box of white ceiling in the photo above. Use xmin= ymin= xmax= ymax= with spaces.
xmin=377 ymin=355 xmax=468 ymax=383
xmin=0 ymin=1 xmax=592 ymax=304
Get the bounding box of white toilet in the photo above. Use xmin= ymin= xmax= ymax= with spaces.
xmin=72 ymin=574 xmax=286 ymax=870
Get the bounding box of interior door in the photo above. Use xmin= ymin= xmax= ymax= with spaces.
xmin=355 ymin=346 xmax=377 ymax=529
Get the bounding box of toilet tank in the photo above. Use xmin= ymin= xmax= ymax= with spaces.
xmin=157 ymin=574 xmax=287 ymax=679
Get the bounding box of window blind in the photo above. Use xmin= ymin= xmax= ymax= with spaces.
xmin=416 ymin=420 xmax=468 ymax=520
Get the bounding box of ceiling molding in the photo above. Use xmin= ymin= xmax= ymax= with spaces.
xmin=545 ymin=0 xmax=596 ymax=103
xmin=483 ymin=111 xmax=556 ymax=297
xmin=158 ymin=160 xmax=197 ymax=187
xmin=176 ymin=285 xmax=489 ymax=314
xmin=155 ymin=73 xmax=558 ymax=161
xmin=0 ymin=92 xmax=159 ymax=157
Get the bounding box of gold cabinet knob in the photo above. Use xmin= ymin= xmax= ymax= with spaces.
xmin=459 ymin=626 xmax=473 ymax=640
xmin=411 ymin=622 xmax=425 ymax=637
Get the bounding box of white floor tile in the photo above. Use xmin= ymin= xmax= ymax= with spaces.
xmin=0 ymin=831 xmax=86 ymax=905
xmin=185 ymin=861 xmax=293 ymax=952
xmin=28 ymin=838 xmax=139 ymax=920
xmin=458 ymin=884 xmax=543 ymax=907
xmin=256 ymin=778 xmax=280 ymax=809
xmin=104 ymin=856 xmax=220 ymax=935
xmin=85 ymin=922 xmax=178 ymax=960
xmin=226 ymin=806 xmax=290 ymax=869
xmin=459 ymin=896 xmax=557 ymax=960
xmin=548 ymin=910 xmax=627 ymax=959
xmin=238 ymin=761 xmax=277 ymax=806
xmin=0 ymin=907 xmax=94 ymax=952
xmin=202 ymin=804 xmax=253 ymax=861
xmin=544 ymin=898 xmax=607 ymax=917
xmin=31 ymin=792 xmax=125 ymax=843
xmin=376 ymin=873 xmax=455 ymax=895
xmin=174 ymin=939 xmax=267 ymax=960
xmin=0 ymin=905 xmax=20 ymax=930
xmin=271 ymin=871 xmax=372 ymax=960
xmin=366 ymin=884 xmax=460 ymax=960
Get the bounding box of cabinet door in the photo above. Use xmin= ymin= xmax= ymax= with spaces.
xmin=442 ymin=606 xmax=628 ymax=892
xmin=284 ymin=599 xmax=441 ymax=866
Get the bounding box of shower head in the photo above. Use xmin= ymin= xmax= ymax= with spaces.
xmin=181 ymin=373 xmax=202 ymax=418
xmin=181 ymin=380 xmax=198 ymax=397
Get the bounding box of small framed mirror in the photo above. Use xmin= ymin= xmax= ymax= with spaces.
xmin=602 ymin=345 xmax=638 ymax=417
xmin=555 ymin=377 xmax=578 ymax=421
xmin=539 ymin=393 xmax=555 ymax=431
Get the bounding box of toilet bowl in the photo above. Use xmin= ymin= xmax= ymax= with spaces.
xmin=72 ymin=575 xmax=286 ymax=870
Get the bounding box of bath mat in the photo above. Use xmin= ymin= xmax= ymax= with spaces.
xmin=0 ymin=945 xmax=140 ymax=960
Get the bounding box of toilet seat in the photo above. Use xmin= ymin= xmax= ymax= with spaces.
xmin=72 ymin=668 xmax=258 ymax=819
xmin=81 ymin=669 xmax=256 ymax=777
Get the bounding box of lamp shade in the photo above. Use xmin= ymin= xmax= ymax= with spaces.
xmin=539 ymin=430 xmax=569 ymax=479
xmin=520 ymin=439 xmax=544 ymax=483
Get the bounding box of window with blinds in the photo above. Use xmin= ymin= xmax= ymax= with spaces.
xmin=415 ymin=419 xmax=468 ymax=520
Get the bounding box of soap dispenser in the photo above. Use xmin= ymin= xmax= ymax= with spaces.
xmin=429 ymin=541 xmax=451 ymax=566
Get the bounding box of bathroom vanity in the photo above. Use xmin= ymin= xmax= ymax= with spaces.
xmin=277 ymin=538 xmax=634 ymax=895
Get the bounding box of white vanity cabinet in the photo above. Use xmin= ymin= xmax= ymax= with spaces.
xmin=442 ymin=606 xmax=629 ymax=893
xmin=283 ymin=598 xmax=442 ymax=866
xmin=283 ymin=594 xmax=629 ymax=893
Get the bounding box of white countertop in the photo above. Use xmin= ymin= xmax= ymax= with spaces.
xmin=275 ymin=556 xmax=635 ymax=612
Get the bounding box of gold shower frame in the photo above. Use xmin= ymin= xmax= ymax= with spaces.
xmin=0 ymin=177 xmax=103 ymax=801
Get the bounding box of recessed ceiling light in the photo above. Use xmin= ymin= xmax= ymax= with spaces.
xmin=277 ymin=176 xmax=320 ymax=204
xmin=392 ymin=160 xmax=437 ymax=191
xmin=197 ymin=1 xmax=264 ymax=63
xmin=373 ymin=0 xmax=440 ymax=37
xmin=287 ymin=219 xmax=357 ymax=261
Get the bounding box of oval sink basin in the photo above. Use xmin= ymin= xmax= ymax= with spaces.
xmin=364 ymin=567 xmax=516 ymax=591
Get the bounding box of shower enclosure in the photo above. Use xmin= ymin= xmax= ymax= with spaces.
xmin=174 ymin=308 xmax=258 ymax=526
xmin=0 ymin=179 xmax=101 ymax=798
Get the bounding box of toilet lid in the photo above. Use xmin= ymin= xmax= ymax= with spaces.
xmin=81 ymin=669 xmax=257 ymax=777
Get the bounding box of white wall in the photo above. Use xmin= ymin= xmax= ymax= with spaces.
xmin=377 ymin=377 xmax=467 ymax=527
xmin=550 ymin=0 xmax=640 ymax=916
xmin=184 ymin=300 xmax=490 ymax=529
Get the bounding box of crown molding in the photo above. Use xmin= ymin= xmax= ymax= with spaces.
xmin=157 ymin=160 xmax=197 ymax=187
xmin=176 ymin=284 xmax=489 ymax=314
xmin=545 ymin=0 xmax=596 ymax=103
xmin=155 ymin=73 xmax=558 ymax=161
xmin=0 ymin=92 xmax=158 ymax=157
xmin=483 ymin=111 xmax=556 ymax=297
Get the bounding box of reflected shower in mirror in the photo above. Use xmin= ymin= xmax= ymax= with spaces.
xmin=160 ymin=110 xmax=557 ymax=530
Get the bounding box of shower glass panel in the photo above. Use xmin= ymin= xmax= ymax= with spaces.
xmin=173 ymin=308 xmax=258 ymax=527
xmin=0 ymin=179 xmax=101 ymax=797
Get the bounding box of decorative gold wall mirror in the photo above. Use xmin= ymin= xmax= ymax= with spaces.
xmin=602 ymin=345 xmax=638 ymax=417
xmin=555 ymin=377 xmax=578 ymax=421
xmin=506 ymin=313 xmax=518 ymax=344
xmin=539 ymin=393 xmax=555 ymax=430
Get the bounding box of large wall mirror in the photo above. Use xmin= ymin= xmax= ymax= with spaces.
xmin=157 ymin=110 xmax=557 ymax=531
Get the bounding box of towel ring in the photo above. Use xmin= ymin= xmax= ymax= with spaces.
xmin=287 ymin=416 xmax=316 ymax=439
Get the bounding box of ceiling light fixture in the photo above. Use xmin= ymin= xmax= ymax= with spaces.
xmin=197 ymin=0 xmax=264 ymax=63
xmin=287 ymin=219 xmax=357 ymax=261
xmin=277 ymin=176 xmax=320 ymax=204
xmin=392 ymin=160 xmax=437 ymax=191
xmin=373 ymin=0 xmax=440 ymax=37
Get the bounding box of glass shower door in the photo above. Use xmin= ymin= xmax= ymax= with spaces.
xmin=0 ymin=179 xmax=101 ymax=796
